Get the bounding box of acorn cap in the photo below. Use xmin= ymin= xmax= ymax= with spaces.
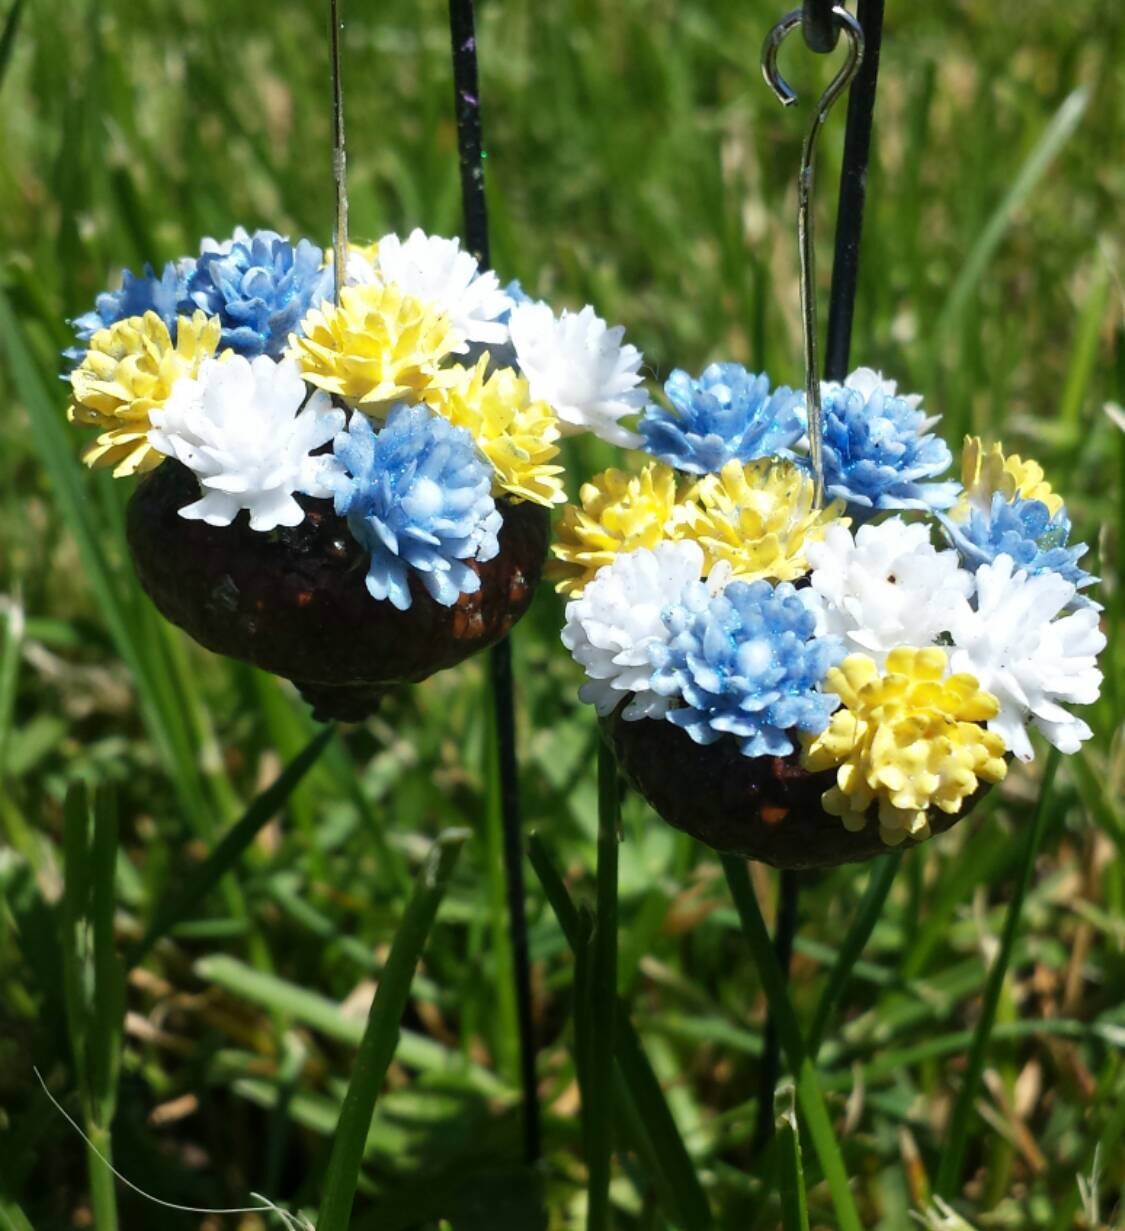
xmin=604 ymin=706 xmax=992 ymax=870
xmin=127 ymin=460 xmax=549 ymax=721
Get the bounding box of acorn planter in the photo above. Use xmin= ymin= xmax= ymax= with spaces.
xmin=604 ymin=707 xmax=992 ymax=870
xmin=64 ymin=227 xmax=646 ymax=723
xmin=554 ymin=366 xmax=1103 ymax=867
xmin=127 ymin=459 xmax=550 ymax=721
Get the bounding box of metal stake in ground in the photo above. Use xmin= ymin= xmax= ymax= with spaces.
xmin=754 ymin=3 xmax=868 ymax=1154
xmin=447 ymin=0 xmax=542 ymax=1166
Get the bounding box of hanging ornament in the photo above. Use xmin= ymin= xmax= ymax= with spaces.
xmin=61 ymin=11 xmax=647 ymax=723
xmin=552 ymin=8 xmax=1105 ymax=868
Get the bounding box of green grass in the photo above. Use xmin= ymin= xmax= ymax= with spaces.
xmin=0 ymin=0 xmax=1123 ymax=1227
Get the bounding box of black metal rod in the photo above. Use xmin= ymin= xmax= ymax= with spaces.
xmin=802 ymin=0 xmax=840 ymax=53
xmin=824 ymin=0 xmax=885 ymax=381
xmin=755 ymin=0 xmax=886 ymax=1153
xmin=753 ymin=868 xmax=800 ymax=1152
xmin=447 ymin=0 xmax=541 ymax=1166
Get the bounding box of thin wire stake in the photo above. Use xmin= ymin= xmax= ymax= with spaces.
xmin=328 ymin=0 xmax=348 ymax=300
xmin=761 ymin=5 xmax=864 ymax=507
xmin=447 ymin=0 xmax=541 ymax=1166
xmin=752 ymin=4 xmax=868 ymax=1159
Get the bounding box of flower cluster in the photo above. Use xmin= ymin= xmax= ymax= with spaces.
xmin=639 ymin=363 xmax=803 ymax=473
xmin=66 ymin=227 xmax=643 ymax=612
xmin=649 ymin=580 xmax=844 ymax=757
xmin=558 ymin=358 xmax=1105 ymax=847
xmin=801 ymin=648 xmax=1008 ymax=845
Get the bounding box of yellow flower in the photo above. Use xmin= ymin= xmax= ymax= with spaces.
xmin=67 ymin=310 xmax=221 ymax=477
xmin=679 ymin=458 xmax=847 ymax=583
xmin=952 ymin=435 xmax=1063 ymax=521
xmin=801 ymin=647 xmax=1008 ymax=845
xmin=425 ymin=357 xmax=565 ymax=507
xmin=289 ymin=283 xmax=456 ymax=412
xmin=550 ymin=461 xmax=690 ymax=596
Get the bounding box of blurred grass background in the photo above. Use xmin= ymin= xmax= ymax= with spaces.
xmin=0 ymin=0 xmax=1122 ymax=1227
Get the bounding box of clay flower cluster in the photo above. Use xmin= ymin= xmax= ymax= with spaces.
xmin=65 ymin=227 xmax=647 ymax=611
xmin=559 ymin=365 xmax=1105 ymax=845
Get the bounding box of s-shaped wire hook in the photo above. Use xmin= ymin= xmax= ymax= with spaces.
xmin=761 ymin=7 xmax=864 ymax=507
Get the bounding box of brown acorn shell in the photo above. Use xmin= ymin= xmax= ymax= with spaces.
xmin=604 ymin=706 xmax=992 ymax=870
xmin=126 ymin=460 xmax=550 ymax=720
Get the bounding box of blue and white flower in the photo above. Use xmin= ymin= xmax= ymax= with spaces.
xmin=648 ymin=579 xmax=844 ymax=757
xmin=561 ymin=540 xmax=725 ymax=720
xmin=941 ymin=492 xmax=1096 ymax=598
xmin=148 ymin=356 xmax=344 ymax=532
xmin=184 ymin=229 xmax=332 ymax=359
xmin=815 ymin=368 xmax=960 ymax=513
xmin=638 ymin=364 xmax=804 ymax=474
xmin=330 ymin=404 xmax=502 ymax=611
xmin=68 ymin=260 xmax=195 ymax=360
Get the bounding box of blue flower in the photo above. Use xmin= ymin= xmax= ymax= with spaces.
xmin=647 ymin=579 xmax=844 ymax=758
xmin=331 ymin=405 xmax=502 ymax=611
xmin=184 ymin=229 xmax=332 ymax=358
xmin=638 ymin=364 xmax=804 ymax=474
xmin=66 ymin=260 xmax=194 ymax=365
xmin=818 ymin=377 xmax=960 ymax=513
xmin=941 ymin=493 xmax=1096 ymax=596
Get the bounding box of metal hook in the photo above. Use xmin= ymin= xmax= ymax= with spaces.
xmin=761 ymin=6 xmax=864 ymax=506
xmin=329 ymin=0 xmax=348 ymax=301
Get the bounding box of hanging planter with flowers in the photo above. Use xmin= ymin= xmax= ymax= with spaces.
xmin=553 ymin=4 xmax=1105 ymax=872
xmin=554 ymin=363 xmax=1105 ymax=868
xmin=64 ymin=226 xmax=649 ymax=720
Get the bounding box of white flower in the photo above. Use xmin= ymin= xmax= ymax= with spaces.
xmin=373 ymin=229 xmax=512 ymax=350
xmin=807 ymin=518 xmax=974 ymax=662
xmin=149 ymin=356 xmax=345 ymax=532
xmin=508 ymin=302 xmax=646 ymax=447
xmin=561 ymin=540 xmax=714 ymax=719
xmin=949 ymin=554 xmax=1105 ymax=761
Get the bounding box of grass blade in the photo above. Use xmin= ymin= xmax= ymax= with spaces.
xmin=720 ymin=854 xmax=862 ymax=1231
xmin=935 ymin=89 xmax=1089 ymax=346
xmin=0 ymin=290 xmax=211 ymax=826
xmin=807 ymin=851 xmax=902 ymax=1059
xmin=528 ymin=832 xmax=714 ymax=1231
xmin=934 ymin=748 xmax=1061 ymax=1198
xmin=0 ymin=593 xmax=24 ymax=786
xmin=316 ymin=828 xmax=468 ymax=1231
xmin=585 ymin=741 xmax=619 ymax=1231
xmin=777 ymin=1095 xmax=810 ymax=1231
xmin=0 ymin=1200 xmax=35 ymax=1231
xmin=89 ymin=785 xmax=123 ymax=1127
xmin=60 ymin=784 xmax=92 ymax=1095
xmin=0 ymin=0 xmax=24 ymax=91
xmin=130 ymin=725 xmax=335 ymax=964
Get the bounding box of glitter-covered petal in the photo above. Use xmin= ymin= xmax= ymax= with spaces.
xmin=638 ymin=363 xmax=803 ymax=474
xmin=647 ymin=579 xmax=844 ymax=757
xmin=812 ymin=368 xmax=960 ymax=514
xmin=330 ymin=404 xmax=502 ymax=610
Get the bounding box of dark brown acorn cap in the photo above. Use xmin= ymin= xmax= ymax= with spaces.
xmin=604 ymin=705 xmax=991 ymax=870
xmin=126 ymin=460 xmax=549 ymax=721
